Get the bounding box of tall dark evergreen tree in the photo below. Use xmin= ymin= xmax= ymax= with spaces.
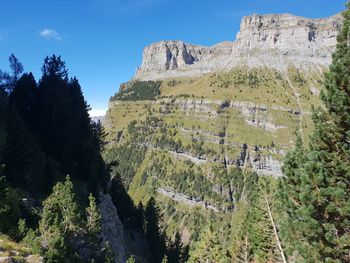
xmin=4 ymin=106 xmax=47 ymax=193
xmin=167 ymin=231 xmax=183 ymax=263
xmin=279 ymin=4 xmax=350 ymax=262
xmin=145 ymin=197 xmax=166 ymax=263
xmin=9 ymin=73 xmax=37 ymax=128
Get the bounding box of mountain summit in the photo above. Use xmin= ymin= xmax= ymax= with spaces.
xmin=136 ymin=13 xmax=342 ymax=80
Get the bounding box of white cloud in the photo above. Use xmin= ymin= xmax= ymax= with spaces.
xmin=89 ymin=109 xmax=107 ymax=117
xmin=40 ymin=28 xmax=62 ymax=40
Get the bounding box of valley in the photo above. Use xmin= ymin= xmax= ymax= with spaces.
xmin=102 ymin=11 xmax=346 ymax=262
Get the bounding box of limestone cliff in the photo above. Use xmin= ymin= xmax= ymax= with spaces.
xmin=99 ymin=194 xmax=125 ymax=263
xmin=135 ymin=13 xmax=342 ymax=80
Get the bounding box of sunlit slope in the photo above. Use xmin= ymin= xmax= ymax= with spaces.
xmin=103 ymin=65 xmax=324 ymax=248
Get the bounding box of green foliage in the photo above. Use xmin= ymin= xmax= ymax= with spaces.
xmin=17 ymin=218 xmax=27 ymax=239
xmin=230 ymin=167 xmax=244 ymax=201
xmin=278 ymin=5 xmax=350 ymax=262
xmin=167 ymin=231 xmax=189 ymax=263
xmin=86 ymin=193 xmax=101 ymax=239
xmin=38 ymin=177 xmax=104 ymax=261
xmin=39 ymin=176 xmax=81 ymax=261
xmin=0 ymin=178 xmax=21 ymax=235
xmin=161 ymin=255 xmax=168 ymax=263
xmin=188 ymin=224 xmax=225 ymax=263
xmin=21 ymin=228 xmax=42 ymax=254
xmin=109 ymin=174 xmax=144 ymax=231
xmin=43 ymin=224 xmax=66 ymax=263
xmin=106 ymin=144 xmax=146 ymax=189
xmin=103 ymin=242 xmax=115 ymax=263
xmin=0 ymin=54 xmax=111 ymax=260
xmin=126 ymin=254 xmax=136 ymax=263
xmin=111 ymin=80 xmax=162 ymax=101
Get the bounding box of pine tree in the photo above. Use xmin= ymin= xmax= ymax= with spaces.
xmin=104 ymin=241 xmax=115 ymax=263
xmin=145 ymin=197 xmax=166 ymax=263
xmin=188 ymin=224 xmax=224 ymax=263
xmin=277 ymin=137 xmax=315 ymax=261
xmin=9 ymin=73 xmax=37 ymax=128
xmin=86 ymin=193 xmax=101 ymax=239
xmin=126 ymin=255 xmax=136 ymax=263
xmin=278 ymin=4 xmax=350 ymax=262
xmin=246 ymin=179 xmax=283 ymax=263
xmin=168 ymin=231 xmax=183 ymax=263
xmin=161 ymin=255 xmax=168 ymax=263
xmin=39 ymin=176 xmax=81 ymax=261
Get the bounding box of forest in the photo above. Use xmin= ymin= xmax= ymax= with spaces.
xmin=0 ymin=55 xmax=186 ymax=262
xmin=0 ymin=3 xmax=349 ymax=263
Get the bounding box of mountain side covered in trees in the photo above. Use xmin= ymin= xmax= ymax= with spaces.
xmin=103 ymin=4 xmax=350 ymax=263
xmin=0 ymin=4 xmax=349 ymax=263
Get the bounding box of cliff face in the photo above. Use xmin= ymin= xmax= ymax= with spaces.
xmin=135 ymin=13 xmax=342 ymax=80
xmin=136 ymin=40 xmax=232 ymax=79
xmin=232 ymin=13 xmax=342 ymax=68
xmin=99 ymin=194 xmax=125 ymax=263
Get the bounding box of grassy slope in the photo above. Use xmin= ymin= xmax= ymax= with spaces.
xmin=104 ymin=65 xmax=324 ymax=250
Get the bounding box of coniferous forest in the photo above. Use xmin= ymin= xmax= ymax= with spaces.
xmin=0 ymin=2 xmax=350 ymax=263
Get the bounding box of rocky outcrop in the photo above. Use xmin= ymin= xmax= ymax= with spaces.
xmin=136 ymin=40 xmax=232 ymax=79
xmin=135 ymin=13 xmax=342 ymax=80
xmin=231 ymin=13 xmax=342 ymax=69
xmin=157 ymin=188 xmax=219 ymax=212
xmin=99 ymin=194 xmax=125 ymax=263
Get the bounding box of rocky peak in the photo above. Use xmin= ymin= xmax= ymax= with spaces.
xmin=136 ymin=41 xmax=232 ymax=79
xmin=135 ymin=12 xmax=343 ymax=80
xmin=233 ymin=13 xmax=342 ymax=63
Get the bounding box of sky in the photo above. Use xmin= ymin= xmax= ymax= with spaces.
xmin=0 ymin=0 xmax=347 ymax=116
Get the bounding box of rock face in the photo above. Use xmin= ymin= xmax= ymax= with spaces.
xmin=99 ymin=194 xmax=125 ymax=263
xmin=136 ymin=41 xmax=232 ymax=79
xmin=135 ymin=13 xmax=342 ymax=80
xmin=232 ymin=13 xmax=342 ymax=69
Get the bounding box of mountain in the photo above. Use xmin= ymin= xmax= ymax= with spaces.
xmin=104 ymin=11 xmax=345 ymax=261
xmin=135 ymin=13 xmax=342 ymax=80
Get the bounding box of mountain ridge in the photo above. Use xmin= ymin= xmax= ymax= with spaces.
xmin=135 ymin=12 xmax=343 ymax=80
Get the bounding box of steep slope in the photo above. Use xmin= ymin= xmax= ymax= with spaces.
xmin=104 ymin=11 xmax=343 ymax=259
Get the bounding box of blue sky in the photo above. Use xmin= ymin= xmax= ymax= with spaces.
xmin=0 ymin=0 xmax=346 ymax=115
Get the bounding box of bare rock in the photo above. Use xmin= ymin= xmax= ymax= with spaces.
xmin=0 ymin=257 xmax=15 ymax=263
xmin=99 ymin=194 xmax=125 ymax=263
xmin=231 ymin=13 xmax=342 ymax=70
xmin=25 ymin=255 xmax=44 ymax=263
xmin=135 ymin=13 xmax=342 ymax=80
